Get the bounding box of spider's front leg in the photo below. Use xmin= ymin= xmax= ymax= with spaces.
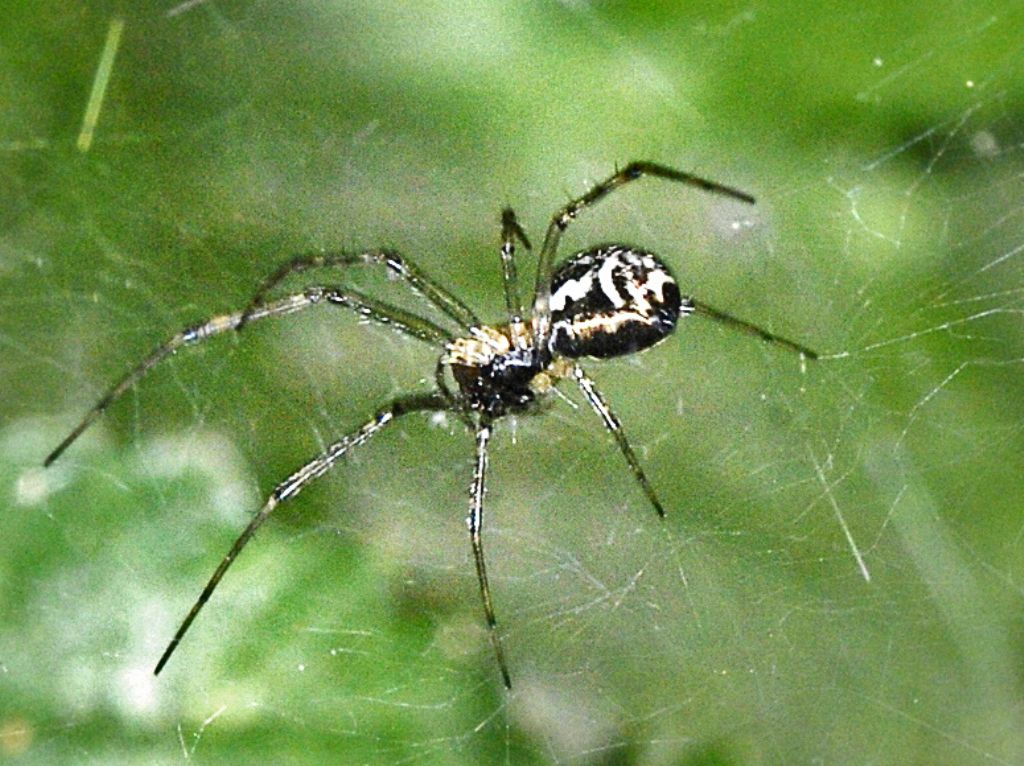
xmin=467 ymin=421 xmax=513 ymax=689
xmin=237 ymin=249 xmax=480 ymax=332
xmin=44 ymin=287 xmax=451 ymax=467
xmin=44 ymin=292 xmax=321 ymax=467
xmin=153 ymin=391 xmax=449 ymax=675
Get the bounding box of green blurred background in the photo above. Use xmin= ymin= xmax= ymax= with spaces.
xmin=4 ymin=1 xmax=1024 ymax=764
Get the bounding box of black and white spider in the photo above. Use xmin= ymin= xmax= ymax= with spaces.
xmin=45 ymin=161 xmax=818 ymax=689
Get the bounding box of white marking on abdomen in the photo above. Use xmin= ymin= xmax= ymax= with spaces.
xmin=598 ymin=255 xmax=626 ymax=308
xmin=550 ymin=273 xmax=593 ymax=312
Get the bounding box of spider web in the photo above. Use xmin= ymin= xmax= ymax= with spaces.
xmin=3 ymin=2 xmax=1024 ymax=764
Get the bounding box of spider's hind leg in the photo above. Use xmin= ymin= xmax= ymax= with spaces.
xmin=690 ymin=298 xmax=819 ymax=359
xmin=570 ymin=364 xmax=666 ymax=518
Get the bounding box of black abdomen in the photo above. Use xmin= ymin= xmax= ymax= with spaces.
xmin=548 ymin=245 xmax=684 ymax=359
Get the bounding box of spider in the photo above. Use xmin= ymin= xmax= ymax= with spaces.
xmin=45 ymin=161 xmax=818 ymax=689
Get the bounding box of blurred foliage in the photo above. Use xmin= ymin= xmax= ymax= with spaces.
xmin=3 ymin=1 xmax=1024 ymax=764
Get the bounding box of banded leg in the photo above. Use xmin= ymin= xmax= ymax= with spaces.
xmin=238 ymin=249 xmax=480 ymax=332
xmin=531 ymin=161 xmax=756 ymax=349
xmin=499 ymin=208 xmax=531 ymax=338
xmin=468 ymin=422 xmax=512 ymax=689
xmin=689 ymin=298 xmax=819 ymax=359
xmin=154 ymin=391 xmax=449 ymax=675
xmin=45 ymin=286 xmax=452 ymax=466
xmin=319 ymin=286 xmax=454 ymax=345
xmin=571 ymin=364 xmax=665 ymax=518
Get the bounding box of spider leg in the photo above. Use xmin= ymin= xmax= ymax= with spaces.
xmin=45 ymin=286 xmax=452 ymax=466
xmin=238 ymin=249 xmax=480 ymax=332
xmin=689 ymin=298 xmax=819 ymax=359
xmin=570 ymin=364 xmax=665 ymax=518
xmin=154 ymin=391 xmax=449 ymax=675
xmin=531 ymin=161 xmax=756 ymax=351
xmin=318 ymin=285 xmax=454 ymax=345
xmin=499 ymin=208 xmax=531 ymax=339
xmin=467 ymin=421 xmax=513 ymax=689
xmin=433 ymin=358 xmax=476 ymax=430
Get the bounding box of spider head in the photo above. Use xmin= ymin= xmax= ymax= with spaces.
xmin=443 ymin=325 xmax=553 ymax=418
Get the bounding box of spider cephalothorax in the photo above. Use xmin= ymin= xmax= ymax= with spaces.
xmin=46 ymin=161 xmax=818 ymax=689
xmin=442 ymin=323 xmax=548 ymax=417
xmin=444 ymin=244 xmax=687 ymax=417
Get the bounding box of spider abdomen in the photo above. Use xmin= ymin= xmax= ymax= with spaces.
xmin=548 ymin=245 xmax=685 ymax=359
